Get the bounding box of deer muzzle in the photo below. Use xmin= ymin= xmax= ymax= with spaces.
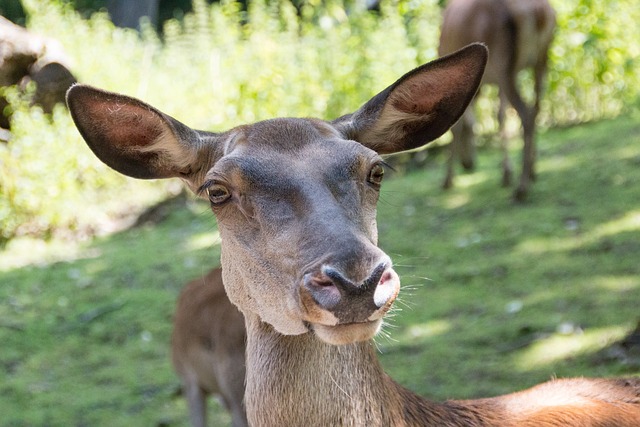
xmin=300 ymin=259 xmax=400 ymax=344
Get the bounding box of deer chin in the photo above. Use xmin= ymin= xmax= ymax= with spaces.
xmin=311 ymin=319 xmax=383 ymax=345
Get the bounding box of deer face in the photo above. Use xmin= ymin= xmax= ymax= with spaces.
xmin=67 ymin=44 xmax=487 ymax=345
xmin=204 ymin=118 xmax=397 ymax=343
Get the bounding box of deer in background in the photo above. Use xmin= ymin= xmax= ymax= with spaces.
xmin=171 ymin=267 xmax=247 ymax=427
xmin=67 ymin=44 xmax=639 ymax=426
xmin=0 ymin=17 xmax=76 ymax=133
xmin=439 ymin=0 xmax=556 ymax=201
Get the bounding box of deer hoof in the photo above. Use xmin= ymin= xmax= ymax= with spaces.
xmin=502 ymin=170 xmax=512 ymax=187
xmin=513 ymin=185 xmax=528 ymax=202
xmin=461 ymin=159 xmax=475 ymax=171
xmin=442 ymin=177 xmax=453 ymax=190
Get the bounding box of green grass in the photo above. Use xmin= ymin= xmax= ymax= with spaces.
xmin=1 ymin=114 xmax=639 ymax=425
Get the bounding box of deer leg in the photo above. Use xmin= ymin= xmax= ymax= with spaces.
xmin=228 ymin=401 xmax=248 ymax=427
xmin=443 ymin=120 xmax=460 ymax=189
xmin=443 ymin=107 xmax=475 ymax=190
xmin=498 ymin=90 xmax=512 ymax=187
xmin=529 ymin=55 xmax=550 ymax=183
xmin=499 ymin=72 xmax=533 ymax=201
xmin=183 ymin=380 xmax=207 ymax=427
xmin=517 ymin=112 xmax=536 ymax=201
xmin=458 ymin=107 xmax=476 ymax=171
xmin=216 ymin=355 xmax=248 ymax=427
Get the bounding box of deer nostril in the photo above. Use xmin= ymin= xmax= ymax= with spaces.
xmin=360 ymin=263 xmax=387 ymax=294
xmin=316 ymin=280 xmax=335 ymax=287
xmin=380 ymin=271 xmax=392 ymax=285
xmin=303 ymin=274 xmax=341 ymax=309
xmin=373 ymin=269 xmax=399 ymax=308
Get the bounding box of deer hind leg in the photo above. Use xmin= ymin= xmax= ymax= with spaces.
xmin=443 ymin=121 xmax=459 ymax=190
xmin=514 ymin=48 xmax=553 ymax=200
xmin=443 ymin=106 xmax=475 ymax=190
xmin=458 ymin=106 xmax=476 ymax=171
xmin=183 ymin=379 xmax=208 ymax=427
xmin=529 ymin=53 xmax=551 ymax=183
xmin=499 ymin=71 xmax=534 ymax=201
xmin=498 ymin=90 xmax=512 ymax=187
xmin=517 ymin=110 xmax=536 ymax=201
xmin=228 ymin=400 xmax=248 ymax=427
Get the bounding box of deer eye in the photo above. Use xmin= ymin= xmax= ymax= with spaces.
xmin=367 ymin=163 xmax=385 ymax=187
xmin=207 ymin=184 xmax=231 ymax=205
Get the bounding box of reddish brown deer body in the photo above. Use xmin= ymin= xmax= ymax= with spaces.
xmin=67 ymin=44 xmax=640 ymax=426
xmin=171 ymin=268 xmax=247 ymax=427
xmin=439 ymin=0 xmax=556 ymax=201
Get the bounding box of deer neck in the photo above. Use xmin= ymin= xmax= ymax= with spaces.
xmin=243 ymin=313 xmax=406 ymax=426
xmin=243 ymin=314 xmax=431 ymax=426
xmin=243 ymin=314 xmax=503 ymax=427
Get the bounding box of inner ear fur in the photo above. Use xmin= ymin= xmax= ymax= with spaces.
xmin=334 ymin=43 xmax=488 ymax=154
xmin=67 ymin=85 xmax=205 ymax=180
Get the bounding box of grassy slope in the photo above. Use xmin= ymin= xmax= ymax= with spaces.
xmin=378 ymin=114 xmax=640 ymax=399
xmin=1 ymin=114 xmax=639 ymax=425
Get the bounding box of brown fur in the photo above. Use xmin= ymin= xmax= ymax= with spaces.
xmin=67 ymin=44 xmax=639 ymax=426
xmin=171 ymin=268 xmax=247 ymax=427
xmin=439 ymin=0 xmax=556 ymax=201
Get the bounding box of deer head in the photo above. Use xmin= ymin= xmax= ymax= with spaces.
xmin=67 ymin=43 xmax=487 ymax=346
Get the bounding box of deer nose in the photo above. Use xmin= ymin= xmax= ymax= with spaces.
xmin=303 ymin=262 xmax=400 ymax=323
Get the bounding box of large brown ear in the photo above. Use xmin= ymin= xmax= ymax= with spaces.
xmin=66 ymin=85 xmax=216 ymax=180
xmin=333 ymin=43 xmax=487 ymax=154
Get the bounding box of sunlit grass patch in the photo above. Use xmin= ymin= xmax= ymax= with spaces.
xmin=455 ymin=171 xmax=491 ymax=190
xmin=591 ymin=210 xmax=640 ymax=239
xmin=443 ymin=192 xmax=471 ymax=210
xmin=537 ymin=154 xmax=580 ymax=174
xmin=515 ymin=325 xmax=628 ymax=371
xmin=592 ymin=275 xmax=640 ymax=293
xmin=403 ymin=319 xmax=452 ymax=341
xmin=517 ymin=236 xmax=579 ymax=255
xmin=516 ymin=209 xmax=640 ymax=256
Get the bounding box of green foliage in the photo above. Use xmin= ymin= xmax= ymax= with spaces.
xmin=0 ymin=92 xmax=177 ymax=241
xmin=544 ymin=0 xmax=640 ymax=124
xmin=1 ymin=114 xmax=638 ymax=425
xmin=1 ymin=0 xmax=639 ymax=242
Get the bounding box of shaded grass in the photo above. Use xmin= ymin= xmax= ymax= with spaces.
xmin=1 ymin=114 xmax=639 ymax=425
xmin=1 ymin=204 xmax=230 ymax=426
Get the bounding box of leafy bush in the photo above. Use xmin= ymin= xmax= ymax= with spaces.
xmin=544 ymin=0 xmax=640 ymax=124
xmin=0 ymin=93 xmax=179 ymax=241
xmin=1 ymin=0 xmax=639 ymax=242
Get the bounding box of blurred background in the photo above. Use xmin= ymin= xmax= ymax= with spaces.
xmin=1 ymin=1 xmax=638 ymax=426
xmin=0 ymin=0 xmax=638 ymax=242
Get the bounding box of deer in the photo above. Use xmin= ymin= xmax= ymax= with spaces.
xmin=439 ymin=0 xmax=556 ymax=201
xmin=0 ymin=16 xmax=76 ymax=132
xmin=66 ymin=43 xmax=640 ymax=426
xmin=171 ymin=267 xmax=247 ymax=427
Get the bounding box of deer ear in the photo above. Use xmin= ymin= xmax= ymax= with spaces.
xmin=333 ymin=43 xmax=487 ymax=154
xmin=66 ymin=85 xmax=214 ymax=180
